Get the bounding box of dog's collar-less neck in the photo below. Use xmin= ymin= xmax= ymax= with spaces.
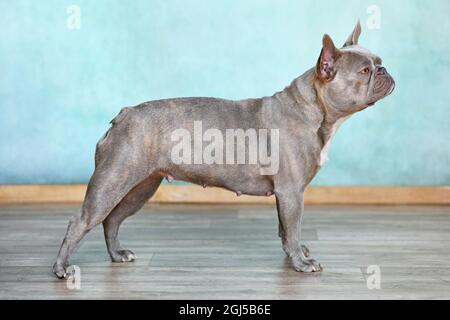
xmin=278 ymin=69 xmax=352 ymax=151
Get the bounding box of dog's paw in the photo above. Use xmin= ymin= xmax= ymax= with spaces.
xmin=291 ymin=255 xmax=323 ymax=273
xmin=110 ymin=249 xmax=136 ymax=263
xmin=52 ymin=262 xmax=73 ymax=280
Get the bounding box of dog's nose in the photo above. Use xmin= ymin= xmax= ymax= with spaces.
xmin=376 ymin=66 xmax=386 ymax=76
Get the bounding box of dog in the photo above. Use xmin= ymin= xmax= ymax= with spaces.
xmin=53 ymin=20 xmax=395 ymax=278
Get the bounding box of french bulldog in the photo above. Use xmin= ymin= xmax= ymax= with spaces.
xmin=53 ymin=20 xmax=395 ymax=278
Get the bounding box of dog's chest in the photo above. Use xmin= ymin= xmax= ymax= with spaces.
xmin=319 ymin=116 xmax=350 ymax=166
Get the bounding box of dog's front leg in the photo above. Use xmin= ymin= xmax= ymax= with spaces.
xmin=275 ymin=190 xmax=322 ymax=272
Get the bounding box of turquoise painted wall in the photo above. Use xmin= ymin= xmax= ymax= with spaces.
xmin=0 ymin=0 xmax=449 ymax=185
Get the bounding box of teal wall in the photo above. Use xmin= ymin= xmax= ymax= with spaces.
xmin=1 ymin=0 xmax=449 ymax=185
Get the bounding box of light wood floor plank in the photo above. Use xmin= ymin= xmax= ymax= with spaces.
xmin=0 ymin=204 xmax=449 ymax=299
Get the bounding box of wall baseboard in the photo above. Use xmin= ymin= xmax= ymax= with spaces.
xmin=0 ymin=185 xmax=449 ymax=205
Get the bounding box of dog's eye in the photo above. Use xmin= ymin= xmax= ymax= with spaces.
xmin=360 ymin=67 xmax=371 ymax=74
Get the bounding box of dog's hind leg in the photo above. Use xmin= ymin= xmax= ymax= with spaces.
xmin=53 ymin=161 xmax=145 ymax=278
xmin=102 ymin=173 xmax=163 ymax=262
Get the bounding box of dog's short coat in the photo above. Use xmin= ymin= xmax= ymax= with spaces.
xmin=54 ymin=21 xmax=395 ymax=278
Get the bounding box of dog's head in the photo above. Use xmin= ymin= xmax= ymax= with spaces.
xmin=314 ymin=20 xmax=395 ymax=115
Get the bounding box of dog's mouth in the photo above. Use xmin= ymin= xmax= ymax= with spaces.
xmin=367 ymin=77 xmax=396 ymax=107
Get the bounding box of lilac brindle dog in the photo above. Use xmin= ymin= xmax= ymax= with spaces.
xmin=54 ymin=21 xmax=394 ymax=278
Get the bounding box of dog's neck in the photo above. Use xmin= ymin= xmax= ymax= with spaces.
xmin=271 ymin=68 xmax=352 ymax=165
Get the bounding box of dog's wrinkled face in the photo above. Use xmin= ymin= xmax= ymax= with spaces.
xmin=315 ymin=21 xmax=395 ymax=115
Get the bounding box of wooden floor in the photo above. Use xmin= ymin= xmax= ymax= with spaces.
xmin=0 ymin=204 xmax=449 ymax=300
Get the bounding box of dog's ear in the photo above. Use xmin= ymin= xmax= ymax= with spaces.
xmin=343 ymin=19 xmax=362 ymax=47
xmin=316 ymin=34 xmax=341 ymax=81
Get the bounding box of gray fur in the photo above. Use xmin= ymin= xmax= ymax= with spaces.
xmin=53 ymin=22 xmax=395 ymax=278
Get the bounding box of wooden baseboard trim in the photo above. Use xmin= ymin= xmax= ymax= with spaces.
xmin=0 ymin=185 xmax=449 ymax=205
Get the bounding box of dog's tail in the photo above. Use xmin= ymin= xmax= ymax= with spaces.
xmin=94 ymin=107 xmax=133 ymax=167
